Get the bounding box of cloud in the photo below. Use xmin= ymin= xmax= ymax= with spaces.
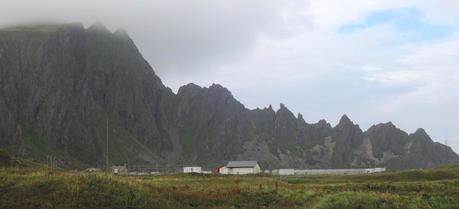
xmin=0 ymin=0 xmax=301 ymax=76
xmin=416 ymin=0 xmax=459 ymax=25
xmin=366 ymin=33 xmax=459 ymax=151
xmin=306 ymin=0 xmax=418 ymax=30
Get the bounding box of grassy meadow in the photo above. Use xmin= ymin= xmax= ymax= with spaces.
xmin=1 ymin=162 xmax=459 ymax=209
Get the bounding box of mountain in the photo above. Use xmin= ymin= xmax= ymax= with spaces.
xmin=1 ymin=23 xmax=458 ymax=170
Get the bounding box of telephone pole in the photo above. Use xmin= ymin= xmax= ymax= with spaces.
xmin=106 ymin=118 xmax=109 ymax=169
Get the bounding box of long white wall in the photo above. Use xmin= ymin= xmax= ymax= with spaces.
xmin=293 ymin=168 xmax=386 ymax=175
xmin=269 ymin=168 xmax=386 ymax=175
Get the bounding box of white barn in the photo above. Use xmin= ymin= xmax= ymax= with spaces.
xmin=183 ymin=166 xmax=202 ymax=173
xmin=221 ymin=161 xmax=261 ymax=175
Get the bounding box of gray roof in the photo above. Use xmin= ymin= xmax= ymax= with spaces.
xmin=226 ymin=161 xmax=258 ymax=168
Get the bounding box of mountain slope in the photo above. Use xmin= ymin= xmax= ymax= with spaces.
xmin=0 ymin=23 xmax=173 ymax=167
xmin=1 ymin=23 xmax=458 ymax=170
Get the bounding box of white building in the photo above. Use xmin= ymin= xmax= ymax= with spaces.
xmin=183 ymin=166 xmax=202 ymax=173
xmin=221 ymin=161 xmax=261 ymax=175
xmin=277 ymin=169 xmax=295 ymax=176
xmin=219 ymin=166 xmax=229 ymax=174
xmin=111 ymin=165 xmax=128 ymax=175
xmin=294 ymin=168 xmax=386 ymax=175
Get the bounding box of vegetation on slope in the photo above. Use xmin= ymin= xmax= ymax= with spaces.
xmin=1 ymin=163 xmax=458 ymax=209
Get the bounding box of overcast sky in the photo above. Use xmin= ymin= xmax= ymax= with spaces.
xmin=1 ymin=0 xmax=459 ymax=152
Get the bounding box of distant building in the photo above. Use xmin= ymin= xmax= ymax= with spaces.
xmin=273 ymin=169 xmax=295 ymax=176
xmin=372 ymin=168 xmax=386 ymax=172
xmin=111 ymin=165 xmax=128 ymax=175
xmin=218 ymin=166 xmax=229 ymax=174
xmin=294 ymin=168 xmax=386 ymax=175
xmin=86 ymin=168 xmax=101 ymax=172
xmin=221 ymin=161 xmax=261 ymax=175
xmin=183 ymin=166 xmax=202 ymax=173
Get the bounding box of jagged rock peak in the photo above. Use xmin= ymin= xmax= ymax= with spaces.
xmin=318 ymin=119 xmax=330 ymax=126
xmin=208 ymin=83 xmax=233 ymax=96
xmin=263 ymin=105 xmax=275 ymax=114
xmin=298 ymin=113 xmax=304 ymax=121
xmin=177 ymin=83 xmax=202 ymax=94
xmin=177 ymin=83 xmax=235 ymax=100
xmin=314 ymin=119 xmax=332 ymax=131
xmin=408 ymin=128 xmax=434 ymax=145
xmin=413 ymin=128 xmax=430 ymax=138
xmin=275 ymin=103 xmax=296 ymax=122
xmin=277 ymin=103 xmax=293 ymax=114
xmin=381 ymin=121 xmax=395 ymax=128
xmin=297 ymin=113 xmax=306 ymax=125
xmin=279 ymin=103 xmax=287 ymax=109
xmin=338 ymin=114 xmax=353 ymax=126
xmin=368 ymin=121 xmax=397 ymax=131
xmin=209 ymin=83 xmax=227 ymax=91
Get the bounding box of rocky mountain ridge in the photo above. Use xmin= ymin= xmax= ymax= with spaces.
xmin=1 ymin=23 xmax=458 ymax=170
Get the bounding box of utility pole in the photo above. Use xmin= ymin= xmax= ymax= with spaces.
xmin=47 ymin=155 xmax=56 ymax=170
xmin=106 ymin=118 xmax=109 ymax=169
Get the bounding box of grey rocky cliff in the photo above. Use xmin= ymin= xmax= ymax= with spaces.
xmin=1 ymin=23 xmax=458 ymax=169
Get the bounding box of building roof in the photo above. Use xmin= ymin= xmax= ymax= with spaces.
xmin=226 ymin=161 xmax=258 ymax=168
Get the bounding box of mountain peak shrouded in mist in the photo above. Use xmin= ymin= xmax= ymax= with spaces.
xmin=0 ymin=23 xmax=457 ymax=170
xmin=114 ymin=28 xmax=129 ymax=37
xmin=88 ymin=22 xmax=110 ymax=32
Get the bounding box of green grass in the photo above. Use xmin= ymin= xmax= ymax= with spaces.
xmin=1 ymin=165 xmax=458 ymax=209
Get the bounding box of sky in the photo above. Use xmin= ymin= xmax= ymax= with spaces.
xmin=1 ymin=0 xmax=458 ymax=152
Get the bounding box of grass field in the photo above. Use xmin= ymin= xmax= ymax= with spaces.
xmin=1 ymin=163 xmax=459 ymax=209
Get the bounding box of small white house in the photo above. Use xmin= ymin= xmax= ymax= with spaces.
xmin=111 ymin=165 xmax=128 ymax=175
xmin=223 ymin=161 xmax=261 ymax=175
xmin=183 ymin=166 xmax=202 ymax=173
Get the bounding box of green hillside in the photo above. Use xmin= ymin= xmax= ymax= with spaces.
xmin=1 ymin=161 xmax=458 ymax=209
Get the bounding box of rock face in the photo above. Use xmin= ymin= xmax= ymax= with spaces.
xmin=1 ymin=23 xmax=458 ymax=169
